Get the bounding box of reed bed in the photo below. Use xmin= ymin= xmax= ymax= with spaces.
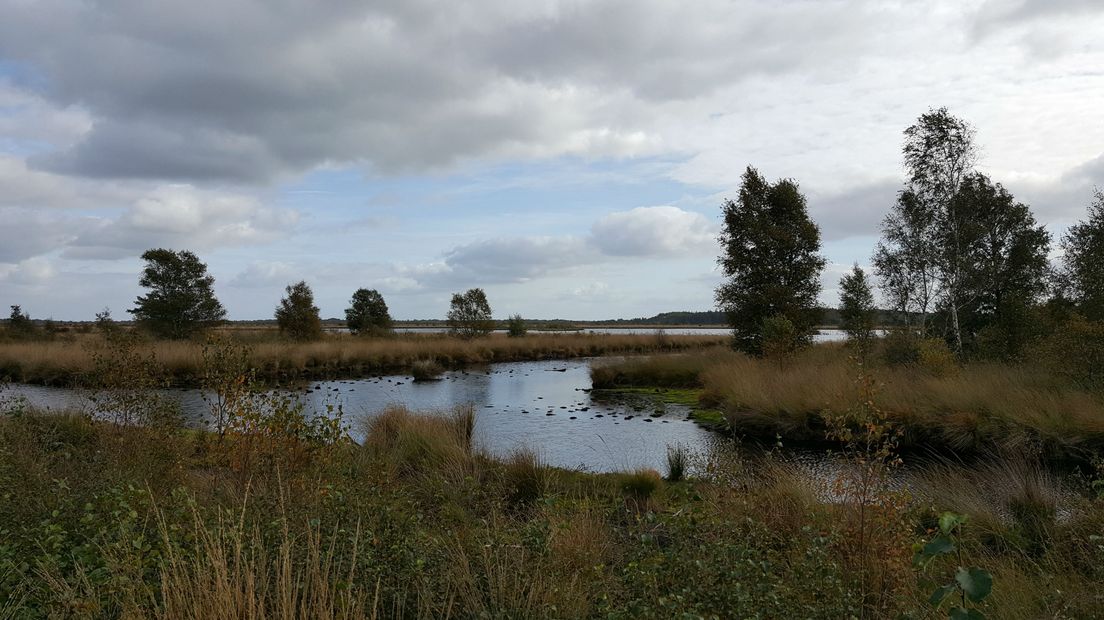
xmin=0 ymin=331 xmax=725 ymax=386
xmin=592 ymin=344 xmax=1104 ymax=458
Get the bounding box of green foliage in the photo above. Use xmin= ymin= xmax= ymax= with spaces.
xmin=839 ymin=264 xmax=877 ymax=353
xmin=715 ymin=166 xmax=826 ymax=355
xmin=760 ymin=314 xmax=798 ymax=365
xmin=129 ymin=248 xmax=226 ymax=339
xmin=1061 ymin=189 xmax=1104 ymax=321
xmin=84 ymin=332 xmax=181 ymax=428
xmin=945 ymin=173 xmax=1051 ymax=359
xmin=345 ymin=288 xmax=392 ymax=335
xmin=881 ymin=328 xmax=921 ymax=366
xmin=200 ymin=335 xmax=254 ymax=436
xmin=1034 ymin=314 xmax=1104 ymax=390
xmin=914 ymin=512 xmax=994 ymax=619
xmin=447 ymin=288 xmax=494 ymax=339
xmin=917 ymin=337 xmax=957 ymax=377
xmin=93 ymin=307 xmax=118 ymax=337
xmin=6 ymin=305 xmax=35 ymax=337
xmin=506 ymin=313 xmax=527 ymax=338
xmin=664 ymin=444 xmax=687 ymax=482
xmin=275 ymin=280 xmax=322 ymax=341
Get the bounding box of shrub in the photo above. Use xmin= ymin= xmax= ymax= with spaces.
xmin=665 ymin=444 xmax=687 ymax=482
xmin=506 ymin=314 xmax=527 ymax=338
xmin=881 ymin=328 xmax=920 ymax=366
xmin=761 ymin=315 xmax=798 ymax=364
xmin=917 ymin=337 xmax=957 ymax=377
xmin=411 ymin=359 xmax=444 ymax=382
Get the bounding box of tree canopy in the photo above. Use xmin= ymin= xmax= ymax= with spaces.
xmin=1061 ymin=189 xmax=1104 ymax=322
xmin=129 ymin=249 xmax=226 ymax=339
xmin=715 ymin=166 xmax=826 ymax=354
xmin=345 ymin=288 xmax=392 ymax=335
xmin=447 ymin=288 xmax=494 ymax=339
xmin=839 ymin=265 xmax=877 ymax=352
xmin=275 ymin=280 xmax=323 ymax=341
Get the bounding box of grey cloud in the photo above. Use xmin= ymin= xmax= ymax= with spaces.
xmin=439 ymin=236 xmax=595 ymax=285
xmin=1 ymin=0 xmax=889 ymax=182
xmin=397 ymin=206 xmax=716 ymax=289
xmin=1008 ymin=151 xmax=1104 ymax=226
xmin=1 ymin=185 xmax=298 ymax=263
xmin=0 ymin=209 xmax=82 ymax=263
xmin=809 ymin=180 xmax=900 ymax=241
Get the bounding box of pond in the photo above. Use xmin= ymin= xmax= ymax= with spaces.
xmin=5 ymin=355 xmax=1083 ymax=512
xmin=5 ymin=358 xmax=715 ymax=473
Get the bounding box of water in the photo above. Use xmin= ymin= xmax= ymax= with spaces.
xmin=335 ymin=327 xmax=851 ymax=341
xmin=5 ymin=359 xmax=713 ymax=473
xmin=5 ymin=356 xmax=1081 ymax=512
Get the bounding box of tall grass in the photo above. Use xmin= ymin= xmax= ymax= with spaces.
xmin=4 ymin=395 xmax=1104 ymax=617
xmin=592 ymin=344 xmax=1104 ymax=457
xmin=0 ymin=332 xmax=726 ymax=386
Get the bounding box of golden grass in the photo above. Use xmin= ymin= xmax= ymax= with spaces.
xmin=0 ymin=331 xmax=726 ymax=386
xmin=590 ymin=343 xmax=1104 ymax=456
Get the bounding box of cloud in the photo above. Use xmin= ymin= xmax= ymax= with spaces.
xmin=65 ymin=185 xmax=299 ymax=259
xmin=0 ymin=0 xmax=893 ymax=182
xmin=809 ymin=180 xmax=900 ymax=241
xmin=0 ymin=209 xmax=82 ymax=263
xmin=393 ymin=206 xmax=714 ymax=289
xmin=0 ymin=257 xmax=57 ymax=286
xmin=229 ymin=261 xmax=298 ymax=288
xmin=592 ymin=206 xmax=716 ymax=256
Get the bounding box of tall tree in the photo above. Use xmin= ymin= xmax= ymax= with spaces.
xmin=838 ymin=264 xmax=877 ymax=353
xmin=447 ymin=288 xmax=494 ymax=339
xmin=275 ymin=281 xmax=323 ymax=341
xmin=901 ymin=107 xmax=978 ymax=353
xmin=129 ymin=249 xmax=226 ymax=339
xmin=873 ymin=189 xmax=939 ymax=335
xmin=715 ymin=166 xmax=826 ymax=354
xmin=345 ymin=288 xmax=392 ymax=335
xmin=1061 ymin=189 xmax=1104 ymax=321
xmin=949 ymin=173 xmax=1051 ymax=357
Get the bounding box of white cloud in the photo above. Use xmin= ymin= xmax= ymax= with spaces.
xmin=229 ymin=261 xmax=298 ymax=288
xmin=0 ymin=257 xmax=57 ymax=286
xmin=592 ymin=206 xmax=716 ymax=257
xmin=65 ymin=185 xmax=299 ymax=260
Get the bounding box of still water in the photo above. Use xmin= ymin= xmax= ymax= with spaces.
xmin=6 ymin=358 xmax=716 ymax=473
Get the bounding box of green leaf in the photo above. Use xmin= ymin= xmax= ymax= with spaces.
xmin=929 ymin=583 xmax=956 ymax=606
xmin=949 ymin=607 xmax=986 ymax=620
xmin=939 ymin=511 xmax=966 ymax=534
xmin=955 ymin=566 xmax=993 ymax=603
xmin=920 ymin=534 xmax=955 ymax=559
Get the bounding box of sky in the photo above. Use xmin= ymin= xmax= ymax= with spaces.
xmin=1 ymin=0 xmax=1103 ymax=321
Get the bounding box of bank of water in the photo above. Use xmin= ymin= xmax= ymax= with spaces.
xmin=5 ymin=358 xmax=717 ymax=473
xmin=4 ymin=355 xmax=1082 ymax=513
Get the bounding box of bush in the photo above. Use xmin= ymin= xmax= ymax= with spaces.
xmin=411 ymin=359 xmax=444 ymax=382
xmin=761 ymin=315 xmax=798 ymax=364
xmin=506 ymin=314 xmax=527 ymax=338
xmin=1034 ymin=315 xmax=1104 ymax=390
xmin=917 ymin=338 xmax=957 ymax=377
xmin=881 ymin=328 xmax=920 ymax=366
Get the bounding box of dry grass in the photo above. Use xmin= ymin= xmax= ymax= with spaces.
xmin=0 ymin=332 xmax=725 ymax=386
xmin=676 ymin=344 xmax=1104 ymax=456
